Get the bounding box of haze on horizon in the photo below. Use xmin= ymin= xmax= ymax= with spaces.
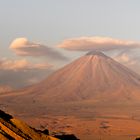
xmin=1 ymin=0 xmax=140 ymax=89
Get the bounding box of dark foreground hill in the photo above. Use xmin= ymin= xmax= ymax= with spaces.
xmin=0 ymin=110 xmax=79 ymax=140
xmin=0 ymin=109 xmax=59 ymax=140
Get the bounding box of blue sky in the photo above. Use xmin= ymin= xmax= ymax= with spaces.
xmin=1 ymin=0 xmax=140 ymax=51
xmin=1 ymin=0 xmax=140 ymax=88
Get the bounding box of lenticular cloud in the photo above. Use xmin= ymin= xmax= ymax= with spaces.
xmin=10 ymin=38 xmax=68 ymax=61
xmin=57 ymin=36 xmax=140 ymax=51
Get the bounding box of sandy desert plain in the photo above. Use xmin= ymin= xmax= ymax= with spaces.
xmin=1 ymin=100 xmax=140 ymax=140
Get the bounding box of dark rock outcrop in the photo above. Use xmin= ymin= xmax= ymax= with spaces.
xmin=54 ymin=134 xmax=79 ymax=140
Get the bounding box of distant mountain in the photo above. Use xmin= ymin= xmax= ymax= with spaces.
xmin=14 ymin=51 xmax=140 ymax=104
xmin=1 ymin=51 xmax=140 ymax=104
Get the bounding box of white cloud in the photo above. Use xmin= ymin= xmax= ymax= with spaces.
xmin=0 ymin=58 xmax=54 ymax=88
xmin=0 ymin=58 xmax=52 ymax=71
xmin=114 ymin=53 xmax=137 ymax=66
xmin=10 ymin=38 xmax=68 ymax=61
xmin=58 ymin=36 xmax=140 ymax=51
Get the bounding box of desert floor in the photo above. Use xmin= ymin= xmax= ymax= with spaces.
xmin=1 ymin=101 xmax=140 ymax=140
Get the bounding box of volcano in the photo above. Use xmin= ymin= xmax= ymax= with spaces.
xmin=1 ymin=51 xmax=140 ymax=107
xmin=3 ymin=51 xmax=140 ymax=103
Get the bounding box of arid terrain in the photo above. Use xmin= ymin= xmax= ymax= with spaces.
xmin=1 ymin=52 xmax=140 ymax=140
xmin=2 ymin=98 xmax=140 ymax=140
xmin=24 ymin=115 xmax=140 ymax=140
xmin=1 ymin=1 xmax=140 ymax=139
xmin=0 ymin=110 xmax=59 ymax=140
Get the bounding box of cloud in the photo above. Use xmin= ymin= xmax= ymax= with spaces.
xmin=0 ymin=58 xmax=52 ymax=71
xmin=105 ymin=50 xmax=140 ymax=74
xmin=0 ymin=58 xmax=54 ymax=88
xmin=58 ymin=36 xmax=140 ymax=51
xmin=10 ymin=38 xmax=68 ymax=61
xmin=0 ymin=68 xmax=54 ymax=89
xmin=114 ymin=53 xmax=137 ymax=66
xmin=1 ymin=37 xmax=68 ymax=89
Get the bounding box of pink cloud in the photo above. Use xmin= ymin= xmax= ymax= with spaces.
xmin=0 ymin=58 xmax=52 ymax=71
xmin=10 ymin=38 xmax=68 ymax=61
xmin=58 ymin=36 xmax=140 ymax=51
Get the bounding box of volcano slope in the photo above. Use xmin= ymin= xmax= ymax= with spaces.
xmin=1 ymin=51 xmax=140 ymax=140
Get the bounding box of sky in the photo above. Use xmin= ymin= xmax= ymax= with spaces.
xmin=1 ymin=0 xmax=140 ymax=89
